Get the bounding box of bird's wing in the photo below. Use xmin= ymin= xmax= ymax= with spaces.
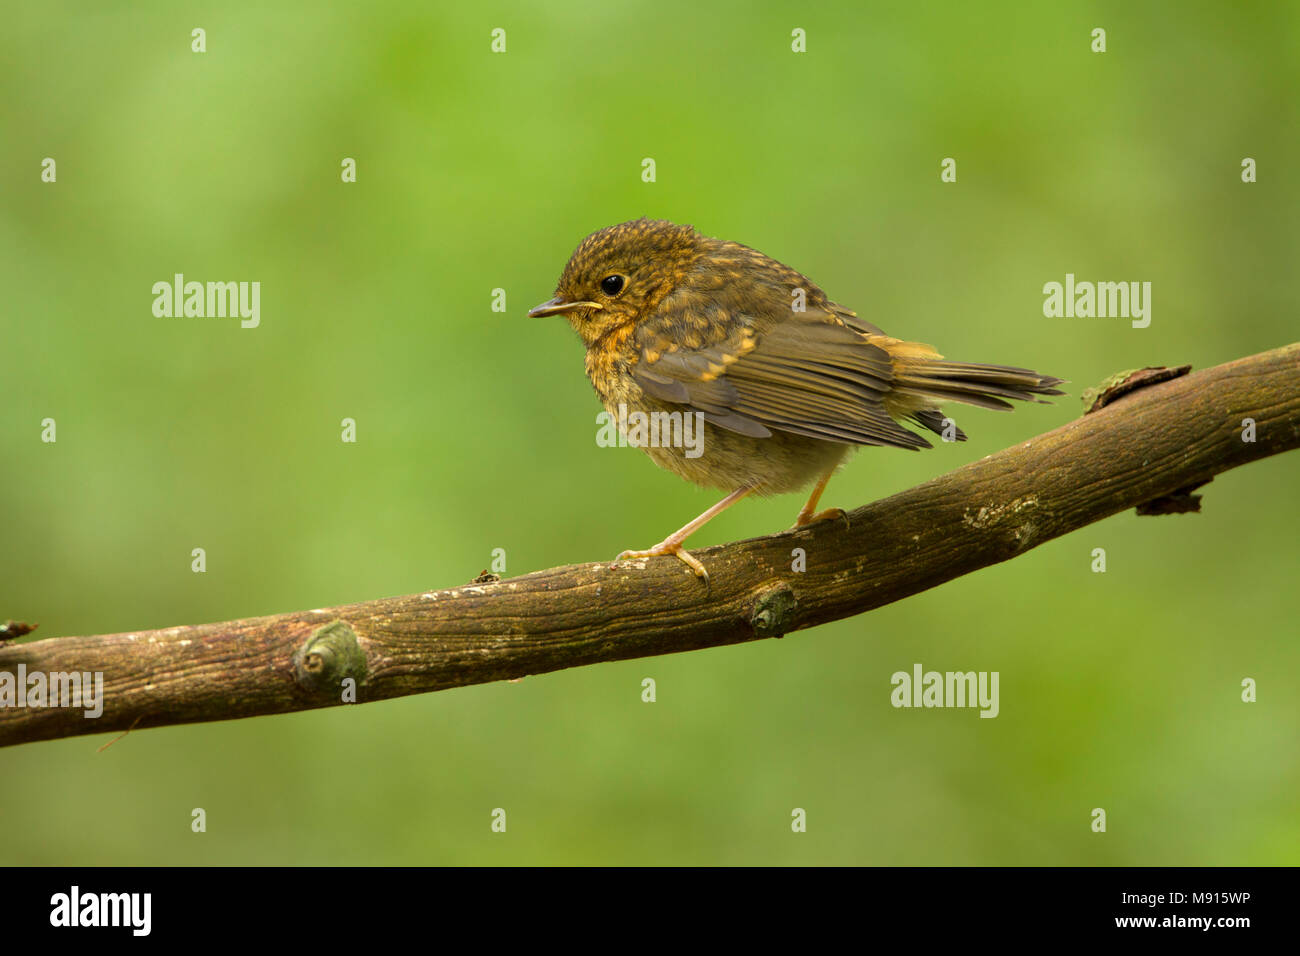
xmin=630 ymin=288 xmax=930 ymax=449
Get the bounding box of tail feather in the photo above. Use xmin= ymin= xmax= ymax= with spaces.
xmin=902 ymin=359 xmax=1063 ymax=400
xmin=876 ymin=338 xmax=1065 ymax=425
xmin=909 ymin=408 xmax=968 ymax=441
xmin=901 ymin=383 xmax=1023 ymax=412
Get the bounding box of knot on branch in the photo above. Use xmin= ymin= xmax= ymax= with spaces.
xmin=750 ymin=585 xmax=798 ymax=638
xmin=1135 ymin=477 xmax=1212 ymax=515
xmin=294 ymin=620 xmax=367 ymax=694
xmin=1082 ymin=364 xmax=1192 ymax=413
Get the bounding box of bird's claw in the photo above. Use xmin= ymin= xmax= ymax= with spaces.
xmin=611 ymin=543 xmax=709 ymax=581
xmin=792 ymin=507 xmax=850 ymax=530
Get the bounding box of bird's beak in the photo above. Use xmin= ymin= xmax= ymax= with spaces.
xmin=527 ymin=297 xmax=603 ymax=318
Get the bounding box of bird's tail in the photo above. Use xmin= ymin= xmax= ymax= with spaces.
xmin=871 ymin=336 xmax=1066 ymax=440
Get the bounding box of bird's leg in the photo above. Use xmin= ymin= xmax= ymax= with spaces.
xmin=792 ymin=466 xmax=850 ymax=529
xmin=614 ymin=487 xmax=752 ymax=580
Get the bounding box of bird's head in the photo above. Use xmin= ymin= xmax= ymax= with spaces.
xmin=528 ymin=218 xmax=704 ymax=347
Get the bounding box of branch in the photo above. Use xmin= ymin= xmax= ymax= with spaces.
xmin=3 ymin=343 xmax=1297 ymax=748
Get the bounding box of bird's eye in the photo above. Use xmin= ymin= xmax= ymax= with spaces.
xmin=600 ymin=274 xmax=626 ymax=297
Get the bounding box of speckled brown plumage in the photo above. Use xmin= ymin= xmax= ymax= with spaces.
xmin=530 ymin=218 xmax=1064 ymax=578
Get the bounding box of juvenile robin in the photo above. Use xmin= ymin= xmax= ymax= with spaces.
xmin=530 ymin=218 xmax=1063 ymax=579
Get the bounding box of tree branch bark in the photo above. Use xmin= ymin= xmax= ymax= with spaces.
xmin=3 ymin=343 xmax=1297 ymax=749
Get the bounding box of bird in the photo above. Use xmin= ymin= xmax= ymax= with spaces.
xmin=529 ymin=218 xmax=1064 ymax=580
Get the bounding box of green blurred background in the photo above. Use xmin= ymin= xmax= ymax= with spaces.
xmin=2 ymin=1 xmax=1297 ymax=865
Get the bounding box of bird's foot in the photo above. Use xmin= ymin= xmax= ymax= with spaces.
xmin=792 ymin=507 xmax=850 ymax=530
xmin=612 ymin=540 xmax=709 ymax=580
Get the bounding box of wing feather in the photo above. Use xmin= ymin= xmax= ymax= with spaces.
xmin=629 ymin=283 xmax=927 ymax=450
